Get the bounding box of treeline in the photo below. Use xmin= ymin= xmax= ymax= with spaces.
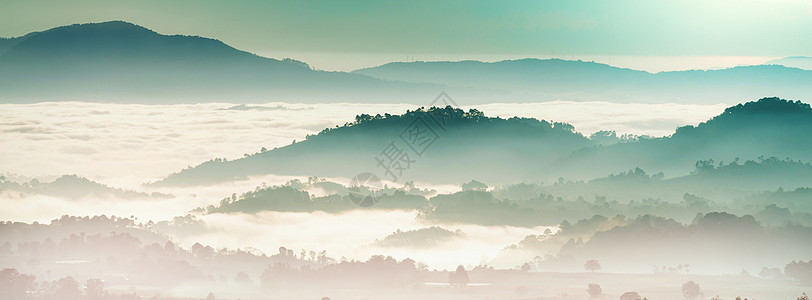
xmin=498 ymin=212 xmax=812 ymax=274
xmin=192 ymin=157 xmax=812 ymax=228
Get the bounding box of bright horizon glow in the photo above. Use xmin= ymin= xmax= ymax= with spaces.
xmin=259 ymin=52 xmax=779 ymax=73
xmin=1 ymin=0 xmax=810 ymax=59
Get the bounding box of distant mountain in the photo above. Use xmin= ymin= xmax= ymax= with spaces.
xmin=354 ymin=59 xmax=812 ymax=104
xmin=768 ymin=56 xmax=812 ymax=71
xmin=154 ymin=106 xmax=593 ymax=186
xmin=0 ymin=174 xmax=171 ymax=199
xmin=0 ymin=21 xmax=440 ymax=103
xmin=155 ymin=97 xmax=812 ymax=187
xmin=3 ymin=21 xmax=811 ymax=104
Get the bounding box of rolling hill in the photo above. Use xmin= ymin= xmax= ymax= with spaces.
xmin=550 ymin=97 xmax=812 ymax=179
xmin=154 ymin=106 xmax=594 ymax=186
xmin=154 ymin=97 xmax=812 ymax=187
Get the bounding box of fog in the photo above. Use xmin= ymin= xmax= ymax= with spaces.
xmin=3 ymin=5 xmax=812 ymax=299
xmin=2 ymin=98 xmax=811 ymax=299
xmin=0 ymin=101 xmax=725 ymax=186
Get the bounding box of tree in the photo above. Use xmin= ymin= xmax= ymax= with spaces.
xmin=681 ymin=281 xmax=701 ymax=299
xmin=584 ymin=259 xmax=601 ymax=272
xmin=620 ymin=291 xmax=642 ymax=300
xmin=521 ymin=262 xmax=531 ymax=272
xmin=798 ymin=293 xmax=809 ymax=300
xmin=56 ymin=276 xmax=82 ymax=300
xmin=760 ymin=266 xmax=783 ymax=278
xmin=448 ymin=265 xmax=469 ymax=288
xmin=235 ymin=271 xmax=251 ymax=285
xmin=206 ymin=292 xmax=216 ymax=300
xmin=0 ymin=268 xmax=35 ymax=300
xmin=587 ymin=283 xmax=602 ymax=298
xmin=86 ymin=278 xmax=104 ymax=299
xmin=590 ymin=130 xmax=620 ymax=145
xmin=462 ymin=180 xmax=487 ymax=192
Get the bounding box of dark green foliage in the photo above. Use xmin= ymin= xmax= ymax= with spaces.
xmin=157 ymin=106 xmax=591 ymax=186
xmin=554 ymin=97 xmax=812 ymax=179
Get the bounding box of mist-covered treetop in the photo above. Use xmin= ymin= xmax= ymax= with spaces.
xmin=721 ymin=97 xmax=811 ymax=115
xmin=314 ymin=105 xmax=577 ymax=137
xmin=674 ymin=97 xmax=812 ymax=137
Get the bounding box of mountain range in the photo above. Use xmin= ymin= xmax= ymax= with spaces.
xmin=2 ymin=21 xmax=812 ymax=104
xmin=0 ymin=21 xmax=439 ymax=103
xmin=155 ymin=97 xmax=812 ymax=187
xmin=354 ymin=59 xmax=812 ymax=104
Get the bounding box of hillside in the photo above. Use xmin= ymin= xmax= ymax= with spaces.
xmin=0 ymin=21 xmax=438 ymax=103
xmin=550 ymin=97 xmax=812 ymax=179
xmin=0 ymin=174 xmax=171 ymax=200
xmin=155 ymin=106 xmax=593 ymax=186
xmin=3 ymin=21 xmax=812 ymax=104
xmin=155 ymin=97 xmax=812 ymax=187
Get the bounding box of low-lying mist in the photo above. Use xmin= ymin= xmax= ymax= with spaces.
xmin=2 ymin=99 xmax=810 ymax=300
xmin=0 ymin=101 xmax=725 ymax=186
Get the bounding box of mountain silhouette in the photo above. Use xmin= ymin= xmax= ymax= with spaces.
xmin=155 ymin=97 xmax=812 ymax=186
xmin=768 ymin=56 xmax=812 ymax=70
xmin=154 ymin=106 xmax=593 ymax=186
xmin=0 ymin=21 xmax=439 ymax=103
xmin=354 ymin=59 xmax=812 ymax=104
xmin=551 ymin=97 xmax=812 ymax=178
xmin=0 ymin=174 xmax=171 ymax=199
xmin=3 ymin=21 xmax=811 ymax=104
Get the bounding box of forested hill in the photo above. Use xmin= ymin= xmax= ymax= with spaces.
xmin=156 ymin=97 xmax=812 ymax=186
xmin=155 ymin=106 xmax=593 ymax=186
xmin=551 ymin=97 xmax=812 ymax=179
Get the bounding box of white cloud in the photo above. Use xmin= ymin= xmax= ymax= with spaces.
xmin=0 ymin=101 xmax=725 ymax=188
xmin=0 ymin=100 xmax=726 ymax=269
xmin=180 ymin=210 xmax=553 ymax=270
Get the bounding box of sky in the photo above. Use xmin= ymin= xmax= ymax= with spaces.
xmin=1 ymin=0 xmax=810 ymax=71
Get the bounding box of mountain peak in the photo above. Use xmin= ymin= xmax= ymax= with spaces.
xmin=722 ymin=97 xmax=812 ymax=116
xmin=671 ymin=97 xmax=812 ymax=141
xmin=26 ymin=20 xmax=157 ymax=40
xmin=53 ymin=20 xmax=150 ymax=32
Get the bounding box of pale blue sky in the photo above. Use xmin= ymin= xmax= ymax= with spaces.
xmin=1 ymin=0 xmax=810 ymax=70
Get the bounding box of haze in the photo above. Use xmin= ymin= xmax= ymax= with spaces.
xmin=1 ymin=1 xmax=811 ymax=300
